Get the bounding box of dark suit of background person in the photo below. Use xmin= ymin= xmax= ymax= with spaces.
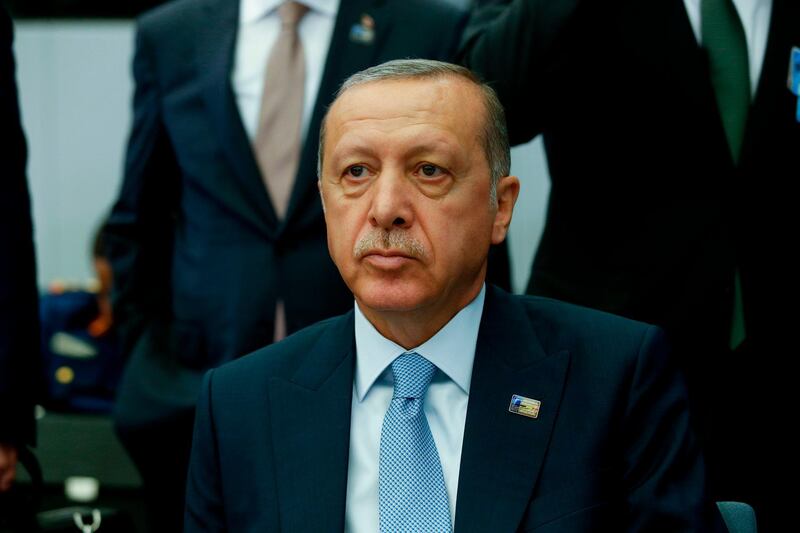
xmin=461 ymin=1 xmax=799 ymax=529
xmin=185 ymin=286 xmax=724 ymax=532
xmin=0 ymin=5 xmax=41 ymax=492
xmin=104 ymin=0 xmax=477 ymax=530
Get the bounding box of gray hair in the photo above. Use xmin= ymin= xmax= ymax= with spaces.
xmin=317 ymin=59 xmax=510 ymax=204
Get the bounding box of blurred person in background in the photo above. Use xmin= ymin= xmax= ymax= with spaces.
xmin=39 ymin=222 xmax=123 ymax=415
xmin=461 ymin=0 xmax=798 ymax=529
xmin=0 ymin=4 xmax=41 ymax=494
xmin=104 ymin=0 xmax=482 ymax=530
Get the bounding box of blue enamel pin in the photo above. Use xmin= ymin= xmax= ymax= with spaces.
xmin=349 ymin=14 xmax=375 ymax=45
xmin=509 ymin=394 xmax=541 ymax=419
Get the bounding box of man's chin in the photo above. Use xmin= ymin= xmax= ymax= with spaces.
xmin=354 ymin=285 xmax=428 ymax=315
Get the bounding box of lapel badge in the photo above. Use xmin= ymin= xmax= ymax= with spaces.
xmin=788 ymin=47 xmax=800 ymax=123
xmin=349 ymin=14 xmax=375 ymax=45
xmin=509 ymin=394 xmax=541 ymax=419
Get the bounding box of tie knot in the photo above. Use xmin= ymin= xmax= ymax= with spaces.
xmin=279 ymin=1 xmax=309 ymax=27
xmin=390 ymin=353 xmax=435 ymax=399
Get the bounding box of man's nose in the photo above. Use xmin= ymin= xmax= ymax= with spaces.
xmin=368 ymin=169 xmax=414 ymax=231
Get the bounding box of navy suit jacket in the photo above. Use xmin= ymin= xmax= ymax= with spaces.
xmin=105 ymin=0 xmax=497 ymax=429
xmin=0 ymin=6 xmax=40 ymax=447
xmin=461 ymin=0 xmax=799 ymax=362
xmin=186 ymin=286 xmax=724 ymax=532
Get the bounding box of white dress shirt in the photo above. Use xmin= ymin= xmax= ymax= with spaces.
xmin=232 ymin=0 xmax=340 ymax=143
xmin=683 ymin=0 xmax=773 ymax=95
xmin=344 ymin=285 xmax=487 ymax=533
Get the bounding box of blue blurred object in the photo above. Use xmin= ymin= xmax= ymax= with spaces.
xmin=39 ymin=290 xmax=123 ymax=414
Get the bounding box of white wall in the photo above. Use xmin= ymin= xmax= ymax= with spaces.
xmin=14 ymin=20 xmax=135 ymax=288
xmin=13 ymin=20 xmax=550 ymax=294
xmin=508 ymin=139 xmax=550 ymax=293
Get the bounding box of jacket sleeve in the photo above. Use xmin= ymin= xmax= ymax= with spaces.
xmin=0 ymin=5 xmax=41 ymax=447
xmin=185 ymin=370 xmax=227 ymax=532
xmin=459 ymin=0 xmax=579 ymax=146
xmin=622 ymin=326 xmax=726 ymax=532
xmin=105 ymin=20 xmax=180 ymax=357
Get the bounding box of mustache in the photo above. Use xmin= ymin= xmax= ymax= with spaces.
xmin=353 ymin=229 xmax=427 ymax=260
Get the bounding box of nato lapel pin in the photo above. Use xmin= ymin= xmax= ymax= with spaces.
xmin=509 ymin=394 xmax=541 ymax=419
xmin=349 ymin=13 xmax=375 ymax=45
xmin=788 ymin=47 xmax=800 ymax=122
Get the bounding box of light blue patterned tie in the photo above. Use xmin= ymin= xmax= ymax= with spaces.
xmin=379 ymin=353 xmax=452 ymax=533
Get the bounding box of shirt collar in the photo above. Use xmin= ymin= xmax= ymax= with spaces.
xmin=239 ymin=0 xmax=338 ymax=24
xmin=353 ymin=284 xmax=486 ymax=401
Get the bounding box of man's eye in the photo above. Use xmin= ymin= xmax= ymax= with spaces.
xmin=419 ymin=164 xmax=443 ymax=177
xmin=346 ymin=165 xmax=366 ymax=178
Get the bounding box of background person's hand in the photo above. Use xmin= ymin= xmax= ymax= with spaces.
xmin=0 ymin=442 xmax=19 ymax=491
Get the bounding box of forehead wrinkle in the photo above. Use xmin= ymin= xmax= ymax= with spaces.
xmin=332 ymin=125 xmax=465 ymax=167
xmin=336 ymin=111 xmax=442 ymax=133
xmin=334 ymin=80 xmax=454 ymax=123
xmin=325 ymin=77 xmax=486 ymax=168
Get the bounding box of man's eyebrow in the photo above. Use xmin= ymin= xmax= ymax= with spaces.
xmin=403 ymin=140 xmax=460 ymax=159
xmin=327 ymin=130 xmax=463 ymax=166
xmin=328 ymin=141 xmax=380 ymax=163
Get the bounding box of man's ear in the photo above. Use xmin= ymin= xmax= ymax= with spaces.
xmin=317 ymin=179 xmax=326 ymax=213
xmin=491 ymin=176 xmax=520 ymax=245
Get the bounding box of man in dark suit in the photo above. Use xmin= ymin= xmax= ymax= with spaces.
xmin=185 ymin=59 xmax=724 ymax=532
xmin=460 ymin=1 xmax=798 ymax=528
xmin=0 ymin=5 xmax=41 ymax=493
xmin=105 ymin=0 xmax=481 ymax=530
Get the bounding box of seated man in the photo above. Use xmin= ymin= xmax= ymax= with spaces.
xmin=185 ymin=59 xmax=725 ymax=532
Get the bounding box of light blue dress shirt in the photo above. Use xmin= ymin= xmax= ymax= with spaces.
xmin=344 ymin=285 xmax=486 ymax=533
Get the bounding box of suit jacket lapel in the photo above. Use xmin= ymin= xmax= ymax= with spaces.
xmin=454 ymin=287 xmax=570 ymax=533
xmin=617 ymin=0 xmax=736 ymax=178
xmin=619 ymin=0 xmax=715 ymax=117
xmin=267 ymin=312 xmax=355 ymax=531
xmin=283 ymin=0 xmax=392 ymax=227
xmin=196 ymin=0 xmax=279 ymax=235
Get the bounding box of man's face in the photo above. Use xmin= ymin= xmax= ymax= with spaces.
xmin=319 ymin=76 xmax=517 ymax=322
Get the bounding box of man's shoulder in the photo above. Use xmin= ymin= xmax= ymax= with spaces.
xmin=488 ymin=288 xmax=672 ymax=416
xmin=210 ymin=311 xmax=353 ymax=389
xmin=500 ymin=286 xmax=651 ymax=329
xmin=490 ymin=286 xmax=661 ymax=361
xmin=519 ymin=292 xmax=651 ymax=333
